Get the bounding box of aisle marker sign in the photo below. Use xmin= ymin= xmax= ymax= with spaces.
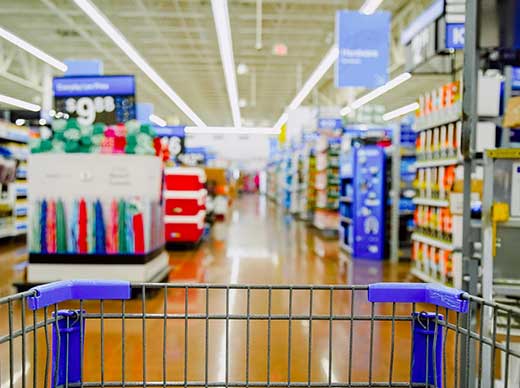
xmin=335 ymin=10 xmax=390 ymax=89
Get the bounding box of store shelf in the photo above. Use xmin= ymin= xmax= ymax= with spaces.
xmin=413 ymin=103 xmax=461 ymax=132
xmin=413 ymin=197 xmax=449 ymax=207
xmin=411 ymin=232 xmax=454 ymax=250
xmin=414 ymin=157 xmax=461 ymax=168
xmin=0 ymin=126 xmax=30 ymax=143
xmin=411 ymin=267 xmax=443 ymax=285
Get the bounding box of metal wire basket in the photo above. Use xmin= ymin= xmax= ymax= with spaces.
xmin=1 ymin=281 xmax=519 ymax=387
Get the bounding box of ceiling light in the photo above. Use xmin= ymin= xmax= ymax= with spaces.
xmin=39 ymin=118 xmax=47 ymax=126
xmin=0 ymin=94 xmax=41 ymax=112
xmin=15 ymin=119 xmax=26 ymax=126
xmin=149 ymin=114 xmax=167 ymax=127
xmin=0 ymin=27 xmax=67 ymax=72
xmin=211 ymin=0 xmax=241 ymax=127
xmin=73 ymin=0 xmax=206 ymax=128
xmin=237 ymin=63 xmax=249 ymax=75
xmin=185 ymin=126 xmax=279 ymax=135
xmin=360 ymin=0 xmax=384 ymax=15
xmin=273 ymin=113 xmax=288 ymax=133
xmin=271 ymin=46 xmax=337 ymax=132
xmin=239 ymin=98 xmax=247 ymax=108
xmin=382 ymin=102 xmax=419 ymax=121
xmin=49 ymin=109 xmax=56 ymax=117
xmin=289 ymin=46 xmax=338 ymax=110
xmin=340 ymin=72 xmax=412 ymax=116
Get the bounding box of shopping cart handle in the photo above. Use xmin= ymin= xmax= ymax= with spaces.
xmin=27 ymin=280 xmax=131 ymax=310
xmin=367 ymin=283 xmax=469 ymax=313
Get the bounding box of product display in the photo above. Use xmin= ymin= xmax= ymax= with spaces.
xmin=164 ymin=167 xmax=207 ymax=244
xmin=26 ymin=152 xmax=166 ymax=283
xmin=30 ymin=118 xmax=157 ymax=155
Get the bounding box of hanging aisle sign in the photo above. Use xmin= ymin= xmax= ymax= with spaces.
xmin=53 ymin=75 xmax=136 ymax=125
xmin=335 ymin=10 xmax=390 ymax=89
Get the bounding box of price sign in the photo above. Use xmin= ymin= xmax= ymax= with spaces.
xmin=155 ymin=126 xmax=186 ymax=163
xmin=53 ymin=75 xmax=136 ymax=125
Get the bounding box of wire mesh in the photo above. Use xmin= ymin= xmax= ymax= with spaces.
xmin=0 ymin=284 xmax=519 ymax=388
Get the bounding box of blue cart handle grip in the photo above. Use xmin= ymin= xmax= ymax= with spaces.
xmin=368 ymin=283 xmax=469 ymax=313
xmin=27 ymin=280 xmax=131 ymax=310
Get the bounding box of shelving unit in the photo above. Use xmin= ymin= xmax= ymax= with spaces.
xmin=410 ymin=81 xmax=464 ymax=288
xmin=313 ymin=135 xmax=340 ymax=233
xmin=0 ymin=120 xmax=30 ymax=239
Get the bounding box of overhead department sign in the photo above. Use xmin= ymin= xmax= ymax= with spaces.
xmin=335 ymin=10 xmax=390 ymax=89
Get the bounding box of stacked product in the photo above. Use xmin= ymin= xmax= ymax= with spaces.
xmin=0 ymin=120 xmax=29 ymax=238
xmin=164 ymin=167 xmax=207 ymax=245
xmin=313 ymin=135 xmax=340 ymax=232
xmin=411 ymin=81 xmax=464 ymax=287
xmin=30 ymin=118 xmax=157 ymax=155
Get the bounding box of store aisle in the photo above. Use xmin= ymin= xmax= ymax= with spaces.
xmin=2 ymin=195 xmax=441 ymax=388
xmin=168 ymin=194 xmax=412 ymax=285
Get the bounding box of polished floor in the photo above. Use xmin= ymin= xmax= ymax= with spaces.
xmin=2 ymin=194 xmax=464 ymax=388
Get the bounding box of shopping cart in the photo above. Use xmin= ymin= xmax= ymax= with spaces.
xmin=1 ymin=281 xmax=519 ymax=387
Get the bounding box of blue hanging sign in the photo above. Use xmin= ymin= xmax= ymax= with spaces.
xmin=445 ymin=23 xmax=465 ymax=49
xmin=335 ymin=10 xmax=390 ymax=89
xmin=53 ymin=75 xmax=135 ymax=97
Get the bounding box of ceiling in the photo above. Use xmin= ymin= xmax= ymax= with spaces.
xmin=0 ymin=0 xmax=450 ymax=127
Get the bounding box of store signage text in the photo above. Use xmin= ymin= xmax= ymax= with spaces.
xmin=335 ymin=10 xmax=390 ymax=89
xmin=53 ymin=75 xmax=136 ymax=126
xmin=445 ymin=23 xmax=465 ymax=49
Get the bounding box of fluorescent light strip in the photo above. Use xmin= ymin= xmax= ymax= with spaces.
xmin=340 ymin=72 xmax=412 ymax=116
xmin=359 ymin=0 xmax=384 ymax=15
xmin=185 ymin=126 xmax=279 ymax=135
xmin=149 ymin=114 xmax=167 ymax=127
xmin=273 ymin=113 xmax=288 ymax=133
xmin=288 ymin=46 xmax=339 ymax=110
xmin=211 ymin=0 xmax=241 ymax=127
xmin=0 ymin=27 xmax=67 ymax=72
xmin=382 ymin=102 xmax=419 ymax=121
xmin=73 ymin=0 xmax=206 ymax=128
xmin=0 ymin=94 xmax=41 ymax=112
xmin=272 ymin=46 xmax=338 ymax=131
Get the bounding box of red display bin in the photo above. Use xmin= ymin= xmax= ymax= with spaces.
xmin=164 ymin=211 xmax=206 ymax=243
xmin=164 ymin=189 xmax=206 ymax=216
xmin=164 ymin=167 xmax=206 ymax=191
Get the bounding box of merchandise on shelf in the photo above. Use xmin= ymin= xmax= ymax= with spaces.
xmin=411 ymin=82 xmax=467 ymax=287
xmin=0 ymin=120 xmax=30 ymax=238
xmin=30 ymin=118 xmax=157 ymax=156
xmin=313 ymin=135 xmax=340 ymax=231
xmin=30 ymin=197 xmax=162 ymax=255
xmin=164 ymin=167 xmax=207 ymax=244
